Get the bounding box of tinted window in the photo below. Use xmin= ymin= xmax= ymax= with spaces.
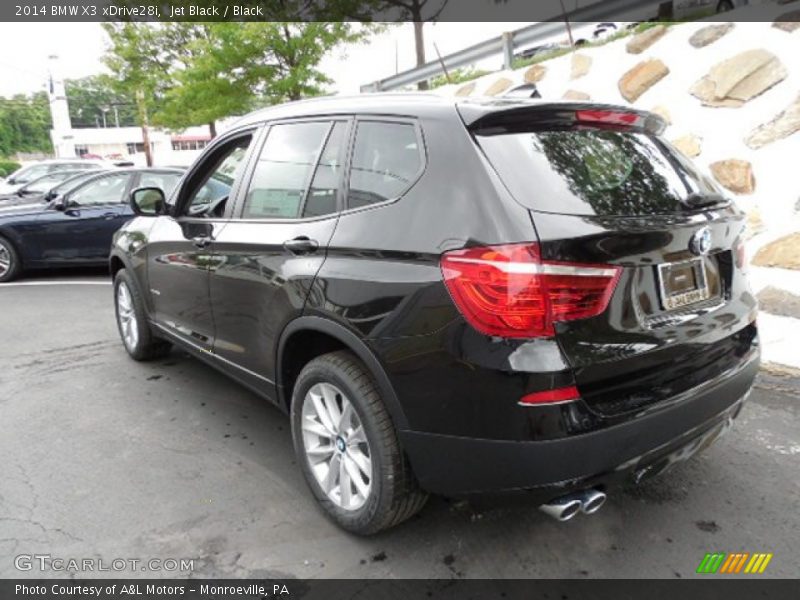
xmin=242 ymin=122 xmax=330 ymax=219
xmin=477 ymin=130 xmax=721 ymax=217
xmin=348 ymin=121 xmax=421 ymax=209
xmin=139 ymin=172 xmax=182 ymax=197
xmin=22 ymin=171 xmax=82 ymax=194
xmin=51 ymin=162 xmax=96 ymax=172
xmin=70 ymin=174 xmax=131 ymax=206
xmin=185 ymin=136 xmax=252 ymax=217
xmin=13 ymin=164 xmax=50 ymax=184
xmin=51 ymin=172 xmax=102 ymax=196
xmin=303 ymin=122 xmax=347 ymax=218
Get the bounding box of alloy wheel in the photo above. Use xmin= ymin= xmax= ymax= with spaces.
xmin=301 ymin=382 xmax=373 ymax=511
xmin=0 ymin=242 xmax=11 ymax=278
xmin=116 ymin=282 xmax=139 ymax=351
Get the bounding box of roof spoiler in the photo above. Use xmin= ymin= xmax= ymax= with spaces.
xmin=458 ymin=101 xmax=667 ymax=136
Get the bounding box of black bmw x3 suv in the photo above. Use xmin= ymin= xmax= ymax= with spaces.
xmin=111 ymin=94 xmax=759 ymax=534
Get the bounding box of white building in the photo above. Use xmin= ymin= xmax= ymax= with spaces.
xmin=47 ymin=55 xmax=228 ymax=167
xmin=66 ymin=125 xmax=215 ymax=167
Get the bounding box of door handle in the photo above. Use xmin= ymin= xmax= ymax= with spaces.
xmin=103 ymin=212 xmax=116 ymax=220
xmin=283 ymin=236 xmax=319 ymax=255
xmin=192 ymin=236 xmax=212 ymax=249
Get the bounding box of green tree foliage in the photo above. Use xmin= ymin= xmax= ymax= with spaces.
xmin=103 ymin=20 xmax=375 ymax=137
xmin=102 ymin=21 xmax=162 ymax=125
xmin=66 ymin=75 xmax=137 ymax=128
xmin=0 ymin=92 xmax=52 ymax=157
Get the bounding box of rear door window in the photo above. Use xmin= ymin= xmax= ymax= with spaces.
xmin=347 ymin=121 xmax=422 ymax=209
xmin=241 ymin=121 xmax=331 ymax=219
xmin=69 ymin=173 xmax=133 ymax=206
xmin=477 ymin=129 xmax=720 ymax=216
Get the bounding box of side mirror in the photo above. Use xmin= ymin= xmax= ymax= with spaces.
xmin=130 ymin=187 xmax=167 ymax=216
xmin=53 ymin=195 xmax=68 ymax=211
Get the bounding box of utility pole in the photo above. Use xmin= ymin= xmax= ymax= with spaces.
xmin=135 ymin=89 xmax=153 ymax=167
xmin=559 ymin=0 xmax=575 ymax=47
xmin=413 ymin=21 xmax=428 ymax=90
xmin=433 ymin=42 xmax=451 ymax=84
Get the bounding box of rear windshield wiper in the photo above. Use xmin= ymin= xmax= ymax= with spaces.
xmin=683 ymin=192 xmax=728 ymax=209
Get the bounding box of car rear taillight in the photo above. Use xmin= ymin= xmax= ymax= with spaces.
xmin=575 ymin=109 xmax=640 ymax=127
xmin=519 ymin=386 xmax=580 ymax=406
xmin=574 ymin=109 xmax=665 ymax=134
xmin=440 ymin=243 xmax=621 ymax=338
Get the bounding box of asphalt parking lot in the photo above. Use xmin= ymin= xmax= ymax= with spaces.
xmin=1 ymin=272 xmax=798 ymax=579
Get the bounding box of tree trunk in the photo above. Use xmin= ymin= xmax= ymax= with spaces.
xmin=208 ymin=121 xmax=217 ymax=139
xmin=413 ymin=20 xmax=428 ymax=91
xmin=141 ymin=125 xmax=152 ymax=167
xmin=136 ymin=89 xmax=153 ymax=167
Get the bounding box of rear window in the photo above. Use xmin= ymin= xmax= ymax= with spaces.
xmin=477 ymin=129 xmax=720 ymax=216
xmin=348 ymin=121 xmax=422 ymax=209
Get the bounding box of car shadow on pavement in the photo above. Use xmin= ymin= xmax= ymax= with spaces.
xmin=5 ymin=266 xmax=110 ymax=282
xmin=125 ymin=347 xmax=795 ymax=578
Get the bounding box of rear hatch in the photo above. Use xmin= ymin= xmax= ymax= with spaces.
xmin=464 ymin=102 xmax=758 ymax=416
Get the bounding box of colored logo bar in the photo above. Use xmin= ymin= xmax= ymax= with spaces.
xmin=696 ymin=552 xmax=773 ymax=574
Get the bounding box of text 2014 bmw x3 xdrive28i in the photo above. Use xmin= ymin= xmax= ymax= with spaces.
xmin=111 ymin=95 xmax=759 ymax=534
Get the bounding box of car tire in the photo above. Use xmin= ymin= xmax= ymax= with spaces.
xmin=0 ymin=235 xmax=21 ymax=283
xmin=291 ymin=350 xmax=428 ymax=535
xmin=716 ymin=0 xmax=734 ymax=11
xmin=114 ymin=269 xmax=171 ymax=361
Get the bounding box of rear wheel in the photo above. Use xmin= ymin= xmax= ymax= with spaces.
xmin=291 ymin=351 xmax=428 ymax=534
xmin=114 ymin=269 xmax=171 ymax=361
xmin=0 ymin=236 xmax=21 ymax=283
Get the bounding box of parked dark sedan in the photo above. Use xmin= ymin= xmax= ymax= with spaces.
xmin=0 ymin=168 xmax=184 ymax=282
xmin=0 ymin=169 xmax=90 ymax=205
xmin=110 ymin=95 xmax=759 ymax=534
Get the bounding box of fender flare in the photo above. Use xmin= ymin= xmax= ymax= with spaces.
xmin=108 ymin=248 xmax=156 ymax=317
xmin=276 ymin=316 xmax=409 ymax=430
xmin=108 ymin=249 xmax=131 ymax=277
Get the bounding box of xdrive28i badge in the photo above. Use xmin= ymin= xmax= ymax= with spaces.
xmin=690 ymin=227 xmax=712 ymax=256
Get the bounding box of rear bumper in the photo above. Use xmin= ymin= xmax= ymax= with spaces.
xmin=399 ymin=345 xmax=758 ymax=499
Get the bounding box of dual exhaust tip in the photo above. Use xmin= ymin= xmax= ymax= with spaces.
xmin=539 ymin=489 xmax=607 ymax=521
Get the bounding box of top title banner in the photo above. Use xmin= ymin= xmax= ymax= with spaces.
xmin=2 ymin=0 xmax=797 ymax=23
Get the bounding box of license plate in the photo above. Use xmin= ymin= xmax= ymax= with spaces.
xmin=657 ymin=258 xmax=710 ymax=310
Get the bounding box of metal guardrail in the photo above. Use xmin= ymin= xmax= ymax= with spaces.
xmin=360 ymin=0 xmax=667 ymax=92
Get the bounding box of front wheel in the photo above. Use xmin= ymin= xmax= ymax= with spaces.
xmin=291 ymin=351 xmax=428 ymax=534
xmin=114 ymin=269 xmax=171 ymax=361
xmin=0 ymin=236 xmax=21 ymax=283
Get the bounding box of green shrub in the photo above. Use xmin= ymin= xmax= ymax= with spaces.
xmin=429 ymin=67 xmax=491 ymax=89
xmin=511 ymin=46 xmax=572 ymax=70
xmin=0 ymin=160 xmax=22 ymax=176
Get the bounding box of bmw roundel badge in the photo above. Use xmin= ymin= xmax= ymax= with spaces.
xmin=690 ymin=227 xmax=712 ymax=256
